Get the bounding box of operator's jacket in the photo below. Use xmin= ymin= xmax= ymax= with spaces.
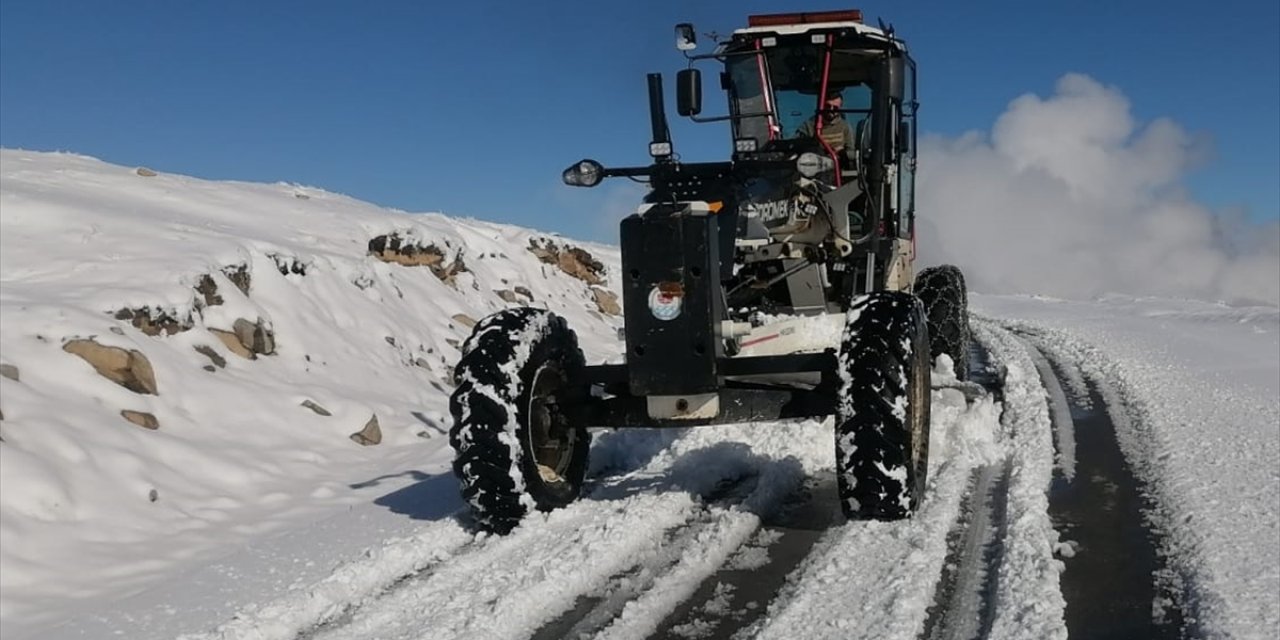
xmin=796 ymin=114 xmax=857 ymax=164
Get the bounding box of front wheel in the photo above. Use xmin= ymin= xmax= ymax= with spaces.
xmin=835 ymin=291 xmax=932 ymax=520
xmin=914 ymin=264 xmax=970 ymax=380
xmin=448 ymin=308 xmax=591 ymax=534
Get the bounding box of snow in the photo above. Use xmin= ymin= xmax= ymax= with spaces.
xmin=972 ymin=293 xmax=1280 ymax=639
xmin=2 ymin=149 xmax=1277 ymax=640
xmin=0 ymin=149 xmax=623 ymax=637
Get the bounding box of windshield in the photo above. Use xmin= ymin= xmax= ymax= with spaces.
xmin=727 ymin=43 xmax=875 ymax=148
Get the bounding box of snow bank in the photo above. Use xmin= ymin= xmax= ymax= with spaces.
xmin=0 ymin=149 xmax=625 ymax=636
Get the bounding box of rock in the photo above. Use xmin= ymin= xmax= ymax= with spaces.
xmin=496 ymin=289 xmax=521 ymax=303
xmin=271 ymin=254 xmax=307 ymax=276
xmin=385 ymin=336 xmax=397 ymax=346
xmin=0 ymin=364 xmax=18 ymax=382
xmin=352 ymin=274 xmax=375 ymax=290
xmin=451 ymin=313 xmax=477 ymax=329
xmin=210 ymin=329 xmax=254 ymax=359
xmin=294 ymin=192 xmax=310 ymax=200
xmin=367 ymin=233 xmax=468 ymax=285
xmin=121 ymin=409 xmax=159 ymax=430
xmin=350 ymin=414 xmax=382 ymax=446
xmin=233 ymin=318 xmax=275 ymax=356
xmin=445 ymin=338 xmax=461 ymax=350
xmin=301 ymin=400 xmax=332 ymax=416
xmin=194 ymin=345 xmax=226 ymax=369
xmin=222 ymin=265 xmax=252 ymax=296
xmin=195 ymin=274 xmax=223 ymax=307
xmin=148 ymin=488 xmax=159 ymax=502
xmin=514 ymin=286 xmax=535 ymax=301
xmin=63 ymin=339 xmax=158 ymax=395
xmin=202 ymin=365 xmax=216 ymax=372
xmin=592 ymin=288 xmax=622 ymax=316
xmin=528 ymin=238 xmax=606 ymax=285
xmin=413 ymin=357 xmax=433 ymax=370
xmin=114 ymin=306 xmax=191 ymax=336
xmin=135 ymin=167 xmax=157 ymax=177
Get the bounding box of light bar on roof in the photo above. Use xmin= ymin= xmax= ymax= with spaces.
xmin=747 ymin=10 xmax=863 ymax=27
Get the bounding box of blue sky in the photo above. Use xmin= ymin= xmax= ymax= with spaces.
xmin=2 ymin=0 xmax=1277 ymax=242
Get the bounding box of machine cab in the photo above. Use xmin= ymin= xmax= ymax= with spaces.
xmin=682 ymin=10 xmax=918 ymax=243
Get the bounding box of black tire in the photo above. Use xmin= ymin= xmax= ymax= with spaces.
xmin=914 ymin=264 xmax=970 ymax=381
xmin=448 ymin=308 xmax=591 ymax=534
xmin=835 ymin=291 xmax=932 ymax=520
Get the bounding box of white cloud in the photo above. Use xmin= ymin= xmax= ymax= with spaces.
xmin=916 ymin=73 xmax=1279 ymax=307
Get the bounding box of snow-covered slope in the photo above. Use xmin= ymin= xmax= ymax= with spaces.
xmin=0 ymin=149 xmax=625 ymax=635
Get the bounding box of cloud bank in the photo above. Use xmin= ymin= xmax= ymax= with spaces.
xmin=915 ymin=73 xmax=1279 ymax=307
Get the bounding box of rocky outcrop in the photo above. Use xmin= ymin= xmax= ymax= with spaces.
xmin=528 ymin=238 xmax=606 ymax=285
xmin=63 ymin=339 xmax=158 ymax=395
xmin=114 ymin=307 xmax=192 ymax=337
xmin=0 ymin=364 xmax=18 ymax=382
xmin=368 ymin=233 xmax=468 ymax=285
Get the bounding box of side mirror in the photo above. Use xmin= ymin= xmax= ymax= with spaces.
xmin=676 ymin=68 xmax=702 ymax=117
xmin=675 ymin=23 xmax=697 ymax=51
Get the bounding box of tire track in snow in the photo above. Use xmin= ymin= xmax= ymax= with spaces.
xmin=528 ymin=473 xmax=765 ymax=640
xmin=1017 ymin=333 xmax=1188 ymax=639
xmin=642 ymin=473 xmax=840 ymax=640
xmin=717 ymin=343 xmax=1004 ymax=640
xmin=920 ymin=342 xmax=1012 ymax=640
xmin=920 ymin=460 xmax=1012 ymax=640
xmin=295 ymin=424 xmax=822 ymax=640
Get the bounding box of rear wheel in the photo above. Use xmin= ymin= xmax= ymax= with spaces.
xmin=914 ymin=264 xmax=970 ymax=380
xmin=449 ymin=308 xmax=591 ymax=534
xmin=835 ymin=291 xmax=932 ymax=520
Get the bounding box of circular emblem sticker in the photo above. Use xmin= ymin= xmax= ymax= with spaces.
xmin=648 ymin=285 xmax=683 ymax=321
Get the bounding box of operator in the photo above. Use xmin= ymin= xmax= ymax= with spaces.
xmin=795 ymin=87 xmax=857 ymax=165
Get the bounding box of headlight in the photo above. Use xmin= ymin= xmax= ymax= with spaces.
xmin=562 ymin=159 xmax=604 ymax=188
xmin=796 ymin=152 xmax=833 ymax=178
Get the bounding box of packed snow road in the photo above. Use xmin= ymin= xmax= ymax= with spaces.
xmin=172 ymin=320 xmax=1053 ymax=640
xmin=35 ymin=296 xmax=1276 ymax=640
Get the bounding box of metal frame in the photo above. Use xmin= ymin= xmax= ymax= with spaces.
xmin=578 ymin=351 xmax=839 ymax=428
